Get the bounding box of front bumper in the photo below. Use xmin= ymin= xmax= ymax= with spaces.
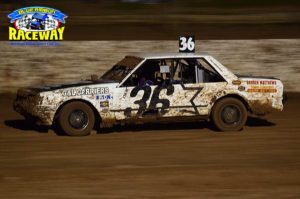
xmin=13 ymin=92 xmax=54 ymax=126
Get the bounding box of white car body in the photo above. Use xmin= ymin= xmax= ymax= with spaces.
xmin=14 ymin=53 xmax=285 ymax=130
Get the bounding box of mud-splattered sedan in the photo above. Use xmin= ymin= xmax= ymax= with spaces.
xmin=14 ymin=53 xmax=286 ymax=136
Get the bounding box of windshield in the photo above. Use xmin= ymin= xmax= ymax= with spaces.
xmin=101 ymin=56 xmax=143 ymax=82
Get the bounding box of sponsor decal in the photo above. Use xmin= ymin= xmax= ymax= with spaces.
xmin=247 ymin=88 xmax=277 ymax=93
xmin=247 ymin=85 xmax=277 ymax=93
xmin=246 ymin=80 xmax=277 ymax=93
xmin=62 ymin=87 xmax=109 ymax=96
xmin=238 ymin=86 xmax=246 ymax=91
xmin=232 ymin=80 xmax=241 ymax=85
xmin=100 ymin=101 xmax=109 ymax=108
xmin=8 ymin=6 xmax=67 ymax=42
xmin=246 ymin=80 xmax=276 ymax=85
xmin=96 ymin=94 xmax=113 ymax=101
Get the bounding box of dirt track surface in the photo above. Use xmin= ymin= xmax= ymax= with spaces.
xmin=0 ymin=93 xmax=300 ymax=198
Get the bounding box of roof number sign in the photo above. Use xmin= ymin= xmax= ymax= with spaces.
xmin=179 ymin=36 xmax=195 ymax=53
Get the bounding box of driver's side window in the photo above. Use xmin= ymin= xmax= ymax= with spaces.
xmin=123 ymin=59 xmax=178 ymax=87
xmin=122 ymin=59 xmax=161 ymax=87
xmin=171 ymin=59 xmax=197 ymax=84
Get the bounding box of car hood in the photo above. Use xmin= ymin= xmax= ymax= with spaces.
xmin=17 ymin=79 xmax=117 ymax=96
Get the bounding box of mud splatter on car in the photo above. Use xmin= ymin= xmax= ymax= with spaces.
xmin=14 ymin=53 xmax=285 ymax=136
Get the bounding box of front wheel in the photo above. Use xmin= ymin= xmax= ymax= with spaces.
xmin=212 ymin=97 xmax=247 ymax=131
xmin=58 ymin=101 xmax=95 ymax=136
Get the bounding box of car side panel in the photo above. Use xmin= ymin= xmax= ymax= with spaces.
xmin=110 ymin=82 xmax=228 ymax=121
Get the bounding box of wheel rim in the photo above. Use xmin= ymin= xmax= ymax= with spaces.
xmin=68 ymin=109 xmax=89 ymax=129
xmin=221 ymin=105 xmax=241 ymax=125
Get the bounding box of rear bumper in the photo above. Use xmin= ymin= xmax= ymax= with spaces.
xmin=248 ymin=97 xmax=283 ymax=115
xmin=283 ymin=92 xmax=288 ymax=105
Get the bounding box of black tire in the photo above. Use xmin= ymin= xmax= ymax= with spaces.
xmin=212 ymin=97 xmax=247 ymax=131
xmin=58 ymin=101 xmax=95 ymax=136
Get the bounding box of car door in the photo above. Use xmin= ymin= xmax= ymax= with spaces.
xmin=112 ymin=57 xmax=227 ymax=121
xmin=156 ymin=58 xmax=227 ymax=118
xmin=151 ymin=58 xmax=205 ymax=118
xmin=112 ymin=58 xmax=190 ymax=121
xmin=111 ymin=59 xmax=161 ymax=121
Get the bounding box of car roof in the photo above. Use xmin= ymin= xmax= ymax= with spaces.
xmin=127 ymin=52 xmax=210 ymax=59
xmin=32 ymin=13 xmax=48 ymax=21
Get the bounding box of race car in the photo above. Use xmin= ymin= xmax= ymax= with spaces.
xmin=27 ymin=13 xmax=47 ymax=30
xmin=14 ymin=53 xmax=286 ymax=136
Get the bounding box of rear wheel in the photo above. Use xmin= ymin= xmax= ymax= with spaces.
xmin=212 ymin=97 xmax=247 ymax=131
xmin=58 ymin=101 xmax=95 ymax=136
